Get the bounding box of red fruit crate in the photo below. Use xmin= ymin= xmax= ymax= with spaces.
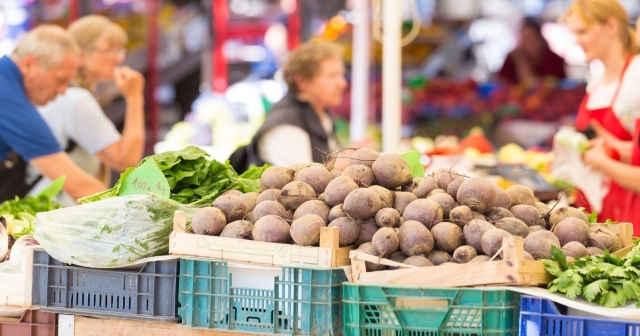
xmin=0 ymin=309 xmax=57 ymax=336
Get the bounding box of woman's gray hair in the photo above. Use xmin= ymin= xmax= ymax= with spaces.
xmin=11 ymin=24 xmax=80 ymax=69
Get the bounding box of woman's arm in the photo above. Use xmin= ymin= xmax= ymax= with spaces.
xmin=96 ymin=67 xmax=145 ymax=171
xmin=584 ymin=140 xmax=640 ymax=193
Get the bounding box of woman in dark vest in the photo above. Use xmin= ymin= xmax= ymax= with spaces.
xmin=231 ymin=41 xmax=369 ymax=172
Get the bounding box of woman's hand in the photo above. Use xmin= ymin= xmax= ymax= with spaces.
xmin=584 ymin=138 xmax=611 ymax=171
xmin=590 ymin=120 xmax=633 ymax=163
xmin=114 ymin=66 xmax=145 ymax=101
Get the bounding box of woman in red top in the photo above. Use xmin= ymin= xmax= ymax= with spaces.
xmin=498 ymin=17 xmax=566 ymax=85
xmin=564 ymin=0 xmax=640 ymax=222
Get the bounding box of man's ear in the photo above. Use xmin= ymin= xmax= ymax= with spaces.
xmin=17 ymin=55 xmax=39 ymax=74
xmin=294 ymin=73 xmax=307 ymax=93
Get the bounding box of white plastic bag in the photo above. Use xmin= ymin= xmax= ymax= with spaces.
xmin=551 ymin=127 xmax=609 ymax=213
xmin=34 ymin=194 xmax=197 ymax=268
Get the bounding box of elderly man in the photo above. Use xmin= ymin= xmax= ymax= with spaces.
xmin=0 ymin=25 xmax=105 ymax=201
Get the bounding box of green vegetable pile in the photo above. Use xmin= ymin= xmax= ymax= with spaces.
xmin=0 ymin=177 xmax=64 ymax=239
xmin=543 ymin=241 xmax=640 ymax=308
xmin=79 ymin=146 xmax=268 ymax=205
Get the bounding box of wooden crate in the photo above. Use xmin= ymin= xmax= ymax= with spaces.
xmin=0 ymin=246 xmax=36 ymax=310
xmin=68 ymin=315 xmax=264 ymax=336
xmin=169 ymin=211 xmax=352 ymax=268
xmin=349 ymin=222 xmax=634 ymax=287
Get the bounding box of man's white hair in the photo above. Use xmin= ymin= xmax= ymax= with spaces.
xmin=11 ymin=24 xmax=79 ymax=68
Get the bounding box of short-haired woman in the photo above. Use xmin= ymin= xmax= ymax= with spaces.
xmin=231 ymin=41 xmax=370 ymax=171
xmin=28 ymin=15 xmax=145 ymax=205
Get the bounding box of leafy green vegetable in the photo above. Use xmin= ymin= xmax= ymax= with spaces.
xmin=79 ymin=146 xmax=267 ymax=205
xmin=586 ymin=210 xmax=598 ymax=223
xmin=544 ymin=240 xmax=640 ymax=308
xmin=0 ymin=177 xmax=65 ymax=239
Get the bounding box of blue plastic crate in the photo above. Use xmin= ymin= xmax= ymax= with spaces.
xmin=178 ymin=258 xmax=345 ymax=335
xmin=520 ymin=295 xmax=640 ymax=336
xmin=31 ymin=250 xmax=180 ymax=322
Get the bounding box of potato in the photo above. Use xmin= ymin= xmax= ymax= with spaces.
xmin=328 ymin=204 xmax=346 ymax=222
xmin=372 ymin=154 xmax=412 ymax=189
xmin=463 ymin=219 xmax=494 ymax=254
xmin=241 ymin=192 xmax=259 ymax=212
xmin=353 ymin=220 xmax=379 ymax=246
xmin=349 ymin=148 xmax=380 ymax=168
xmin=427 ymin=250 xmax=451 ymax=265
xmin=447 ymin=177 xmax=465 ymax=201
xmin=403 ymin=199 xmax=443 ymax=229
xmin=506 ymin=185 xmax=535 ymax=206
xmin=213 ymin=195 xmax=247 ymax=222
xmin=192 ymin=207 xmax=227 ymax=236
xmin=453 ymin=245 xmax=477 ymax=263
xmin=487 ymin=207 xmax=514 ymax=222
xmin=291 ymin=214 xmax=326 ymax=246
xmin=257 ymin=189 xmax=283 ymax=205
xmin=431 ymin=222 xmax=464 ymax=253
xmin=253 ymin=200 xmax=288 ymax=222
xmin=260 ymin=166 xmax=294 ymax=191
xmin=403 ymin=255 xmax=433 ymax=267
xmin=387 ymin=251 xmax=409 ymax=270
xmin=293 ymin=200 xmax=330 ymax=224
xmin=220 ymin=220 xmax=253 ymax=239
xmin=481 ymin=228 xmax=512 ymax=257
xmin=510 ymin=205 xmax=546 ymax=227
xmin=252 ymin=215 xmax=292 ymax=243
xmin=427 ymin=193 xmax=457 ymax=219
xmin=296 ymin=165 xmax=333 ymax=195
xmin=549 ymin=207 xmax=589 ymax=228
xmin=375 ymin=208 xmax=402 ymax=228
xmin=528 ymin=225 xmax=544 ymax=234
xmin=494 ymin=217 xmax=529 ymax=238
xmin=456 ymin=177 xmax=497 ymax=213
xmin=431 ymin=168 xmax=460 ymax=190
xmin=407 ymin=177 xmax=441 ymax=198
xmin=369 ymin=186 xmax=395 ymax=208
xmin=524 ymin=230 xmax=561 ymax=260
xmin=394 ymin=192 xmax=417 ymax=216
xmin=449 ymin=205 xmax=473 ymax=227
xmin=221 ymin=190 xmax=243 ymax=196
xmin=469 ymin=255 xmax=491 ymax=263
xmin=372 ymin=227 xmax=400 ymax=257
xmin=494 ymin=185 xmax=512 ymax=209
xmin=328 ymin=217 xmax=360 ymax=246
xmin=281 ymin=181 xmax=317 ymax=211
xmin=356 ymin=242 xmax=386 ymax=271
xmin=342 ymin=164 xmax=375 ymax=187
xmin=324 ymin=176 xmax=359 ymax=207
xmin=343 ymin=188 xmax=382 ymax=219
xmin=552 ymin=217 xmax=590 ymax=246
xmin=586 ymin=247 xmax=604 ymax=256
xmin=562 ymin=241 xmax=588 ymax=258
xmin=397 ymin=220 xmax=434 ymax=256
xmin=587 ymin=226 xmax=621 ymax=252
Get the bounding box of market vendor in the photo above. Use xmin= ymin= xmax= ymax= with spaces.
xmin=27 ymin=15 xmax=146 ymax=205
xmin=563 ymin=0 xmax=640 ymax=222
xmin=230 ymin=41 xmax=373 ymax=172
xmin=497 ymin=17 xmax=566 ymax=86
xmin=0 ymin=25 xmax=105 ymax=202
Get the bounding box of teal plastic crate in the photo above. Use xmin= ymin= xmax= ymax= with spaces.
xmin=343 ymin=284 xmax=520 ymax=336
xmin=178 ymin=258 xmax=346 ymax=335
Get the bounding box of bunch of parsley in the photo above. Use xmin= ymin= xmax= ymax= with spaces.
xmin=543 ymin=240 xmax=640 ymax=308
xmin=80 ymin=146 xmax=268 ymax=205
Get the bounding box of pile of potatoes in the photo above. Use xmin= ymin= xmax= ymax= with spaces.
xmin=190 ymin=148 xmax=622 ymax=271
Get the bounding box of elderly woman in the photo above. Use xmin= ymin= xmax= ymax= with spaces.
xmin=231 ymin=41 xmax=368 ymax=172
xmin=27 ymin=15 xmax=145 ymax=204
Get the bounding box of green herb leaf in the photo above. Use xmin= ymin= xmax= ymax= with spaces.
xmin=550 ymin=245 xmax=568 ymax=270
xmin=584 ymin=279 xmax=607 ymax=302
xmin=587 ymin=210 xmax=598 ymax=223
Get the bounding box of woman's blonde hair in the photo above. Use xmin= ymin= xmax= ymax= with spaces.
xmin=67 ymin=15 xmax=128 ymax=90
xmin=283 ymin=41 xmax=342 ymax=94
xmin=563 ymin=0 xmax=638 ymax=54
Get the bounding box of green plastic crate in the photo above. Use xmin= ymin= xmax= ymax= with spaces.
xmin=178 ymin=258 xmax=346 ymax=335
xmin=343 ymin=284 xmax=520 ymax=336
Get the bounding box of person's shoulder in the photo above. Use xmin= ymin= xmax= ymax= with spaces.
xmin=624 ymin=55 xmax=640 ymax=74
xmin=266 ymin=94 xmax=305 ymax=120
